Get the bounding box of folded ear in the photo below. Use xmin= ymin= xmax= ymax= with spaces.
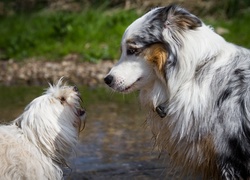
xmin=14 ymin=116 xmax=23 ymax=128
xmin=159 ymin=5 xmax=202 ymax=30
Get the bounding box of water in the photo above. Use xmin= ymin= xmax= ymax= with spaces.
xmin=0 ymin=86 xmax=182 ymax=179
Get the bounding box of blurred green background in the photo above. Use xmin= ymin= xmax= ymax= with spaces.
xmin=0 ymin=0 xmax=250 ymax=62
xmin=2 ymin=1 xmax=250 ymax=178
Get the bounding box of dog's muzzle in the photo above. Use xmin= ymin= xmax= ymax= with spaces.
xmin=72 ymin=85 xmax=86 ymax=118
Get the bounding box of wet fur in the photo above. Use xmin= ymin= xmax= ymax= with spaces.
xmin=104 ymin=4 xmax=250 ymax=179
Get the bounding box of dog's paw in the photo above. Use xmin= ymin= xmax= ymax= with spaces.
xmin=156 ymin=104 xmax=167 ymax=118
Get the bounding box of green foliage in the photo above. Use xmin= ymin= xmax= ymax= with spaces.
xmin=0 ymin=8 xmax=140 ymax=61
xmin=222 ymin=0 xmax=250 ymax=18
xmin=1 ymin=5 xmax=250 ymax=62
xmin=206 ymin=10 xmax=250 ymax=48
xmin=0 ymin=86 xmax=44 ymax=109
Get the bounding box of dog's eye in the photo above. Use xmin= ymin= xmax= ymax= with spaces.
xmin=60 ymin=97 xmax=66 ymax=104
xmin=127 ymin=48 xmax=137 ymax=55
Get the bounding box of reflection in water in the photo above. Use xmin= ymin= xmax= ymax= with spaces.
xmin=67 ymin=93 xmax=188 ymax=180
xmin=70 ymin=101 xmax=171 ymax=179
xmin=0 ymin=87 xmax=184 ymax=179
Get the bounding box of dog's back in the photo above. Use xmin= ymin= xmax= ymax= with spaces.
xmin=0 ymin=124 xmax=62 ymax=180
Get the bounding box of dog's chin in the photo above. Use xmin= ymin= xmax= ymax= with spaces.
xmin=115 ymin=77 xmax=142 ymax=93
xmin=73 ymin=105 xmax=86 ymax=130
xmin=78 ymin=108 xmax=86 ymax=124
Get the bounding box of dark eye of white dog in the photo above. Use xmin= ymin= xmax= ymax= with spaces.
xmin=60 ymin=97 xmax=66 ymax=104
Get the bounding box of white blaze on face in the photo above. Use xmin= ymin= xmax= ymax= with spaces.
xmin=104 ymin=8 xmax=165 ymax=93
xmin=107 ymin=53 xmax=154 ymax=93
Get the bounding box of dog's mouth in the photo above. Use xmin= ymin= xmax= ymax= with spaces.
xmin=74 ymin=107 xmax=86 ymax=132
xmin=121 ymin=77 xmax=142 ymax=93
xmin=76 ymin=95 xmax=86 ymax=117
xmin=75 ymin=97 xmax=86 ymax=131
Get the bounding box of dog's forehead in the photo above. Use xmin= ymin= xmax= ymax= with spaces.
xmin=122 ymin=17 xmax=144 ymax=46
xmin=46 ymin=84 xmax=73 ymax=98
xmin=122 ymin=7 xmax=164 ymax=47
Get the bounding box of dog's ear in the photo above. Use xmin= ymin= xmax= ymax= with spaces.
xmin=15 ymin=116 xmax=23 ymax=128
xmin=159 ymin=5 xmax=202 ymax=30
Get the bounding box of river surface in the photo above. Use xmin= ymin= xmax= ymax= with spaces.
xmin=0 ymin=86 xmax=188 ymax=180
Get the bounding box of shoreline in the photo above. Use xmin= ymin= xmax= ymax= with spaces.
xmin=0 ymin=57 xmax=115 ymax=87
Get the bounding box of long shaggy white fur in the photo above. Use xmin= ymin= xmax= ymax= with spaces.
xmin=0 ymin=78 xmax=85 ymax=180
xmin=104 ymin=4 xmax=250 ymax=179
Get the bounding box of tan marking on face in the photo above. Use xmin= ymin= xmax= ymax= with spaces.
xmin=141 ymin=43 xmax=168 ymax=75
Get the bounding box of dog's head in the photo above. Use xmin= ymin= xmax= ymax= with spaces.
xmin=18 ymin=78 xmax=85 ymax=130
xmin=44 ymin=78 xmax=86 ymax=130
xmin=15 ymin=78 xmax=85 ymax=162
xmin=104 ymin=5 xmax=202 ymax=93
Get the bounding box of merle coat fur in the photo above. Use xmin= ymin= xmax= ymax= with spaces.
xmin=104 ymin=5 xmax=250 ymax=179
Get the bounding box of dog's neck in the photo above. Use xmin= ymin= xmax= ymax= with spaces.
xmin=139 ymin=79 xmax=167 ymax=111
xmin=13 ymin=111 xmax=78 ymax=167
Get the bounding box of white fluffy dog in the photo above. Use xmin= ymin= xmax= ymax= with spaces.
xmin=0 ymin=78 xmax=85 ymax=180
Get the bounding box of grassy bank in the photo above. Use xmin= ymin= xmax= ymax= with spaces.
xmin=0 ymin=8 xmax=250 ymax=62
xmin=0 ymin=8 xmax=141 ymax=62
xmin=206 ymin=11 xmax=250 ymax=48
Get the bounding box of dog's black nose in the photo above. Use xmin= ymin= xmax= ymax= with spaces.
xmin=73 ymin=86 xmax=79 ymax=92
xmin=104 ymin=75 xmax=113 ymax=85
